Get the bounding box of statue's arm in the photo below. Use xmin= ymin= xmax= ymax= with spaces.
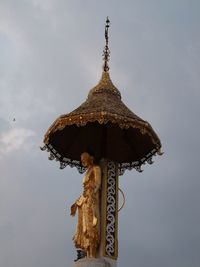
xmin=70 ymin=194 xmax=85 ymax=216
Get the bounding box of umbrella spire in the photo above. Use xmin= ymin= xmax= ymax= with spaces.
xmin=103 ymin=17 xmax=110 ymax=72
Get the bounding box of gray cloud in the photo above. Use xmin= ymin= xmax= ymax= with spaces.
xmin=0 ymin=0 xmax=200 ymax=267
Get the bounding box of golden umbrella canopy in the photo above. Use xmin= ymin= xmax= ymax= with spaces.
xmin=41 ymin=18 xmax=162 ymax=175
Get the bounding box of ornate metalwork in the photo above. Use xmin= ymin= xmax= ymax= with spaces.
xmin=105 ymin=161 xmax=117 ymax=258
xmin=40 ymin=144 xmax=161 ymax=175
xmin=103 ymin=17 xmax=110 ymax=72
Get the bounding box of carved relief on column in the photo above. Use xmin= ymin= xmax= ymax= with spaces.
xmin=100 ymin=160 xmax=118 ymax=259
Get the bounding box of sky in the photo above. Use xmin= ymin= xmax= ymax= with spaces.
xmin=0 ymin=1 xmax=200 ymax=266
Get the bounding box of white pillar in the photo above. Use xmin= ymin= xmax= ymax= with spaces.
xmin=74 ymin=257 xmax=116 ymax=267
xmin=99 ymin=160 xmax=119 ymax=266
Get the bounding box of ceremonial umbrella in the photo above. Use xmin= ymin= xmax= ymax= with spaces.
xmin=41 ymin=19 xmax=162 ymax=175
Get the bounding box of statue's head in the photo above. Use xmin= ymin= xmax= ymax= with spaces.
xmin=81 ymin=152 xmax=94 ymax=168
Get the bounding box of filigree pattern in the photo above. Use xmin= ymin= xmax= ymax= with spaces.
xmin=40 ymin=144 xmax=161 ymax=175
xmin=105 ymin=161 xmax=117 ymax=257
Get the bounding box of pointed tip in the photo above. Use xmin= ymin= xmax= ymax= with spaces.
xmin=102 ymin=17 xmax=110 ymax=72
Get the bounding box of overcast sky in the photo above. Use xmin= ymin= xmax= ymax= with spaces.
xmin=0 ymin=1 xmax=200 ymax=267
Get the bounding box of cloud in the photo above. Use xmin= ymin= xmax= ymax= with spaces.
xmin=0 ymin=126 xmax=35 ymax=156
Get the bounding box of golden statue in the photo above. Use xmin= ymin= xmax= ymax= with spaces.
xmin=70 ymin=152 xmax=101 ymax=258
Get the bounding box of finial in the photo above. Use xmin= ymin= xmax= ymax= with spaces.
xmin=103 ymin=17 xmax=110 ymax=72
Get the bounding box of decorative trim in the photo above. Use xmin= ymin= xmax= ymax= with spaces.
xmin=100 ymin=160 xmax=118 ymax=259
xmin=40 ymin=144 xmax=162 ymax=175
xmin=44 ymin=112 xmax=160 ymax=148
xmin=105 ymin=161 xmax=118 ymax=258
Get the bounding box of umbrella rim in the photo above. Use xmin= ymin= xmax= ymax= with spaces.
xmin=40 ymin=142 xmax=162 ymax=175
xmin=44 ymin=112 xmax=161 ymax=149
